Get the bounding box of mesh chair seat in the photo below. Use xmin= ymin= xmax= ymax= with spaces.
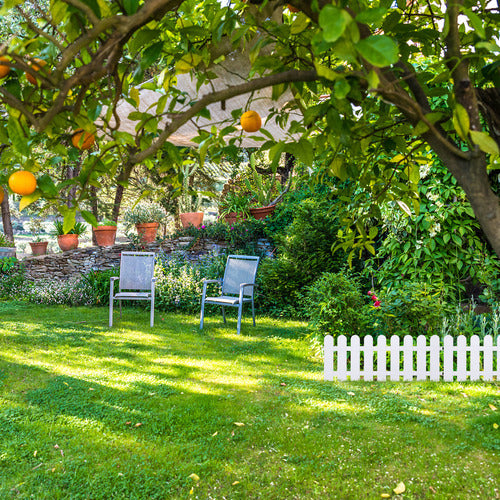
xmin=204 ymin=295 xmax=254 ymax=305
xmin=109 ymin=252 xmax=156 ymax=327
xmin=199 ymin=255 xmax=260 ymax=335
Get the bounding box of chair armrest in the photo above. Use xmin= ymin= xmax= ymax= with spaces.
xmin=110 ymin=276 xmax=119 ymax=298
xmin=239 ymin=282 xmax=256 ymax=299
xmin=202 ymin=279 xmax=222 ymax=284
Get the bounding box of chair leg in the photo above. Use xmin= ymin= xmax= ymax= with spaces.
xmin=109 ymin=298 xmax=113 ymax=327
xmin=237 ymin=301 xmax=243 ymax=335
xmin=221 ymin=306 xmax=226 ymax=324
xmin=200 ymin=298 xmax=206 ymax=329
xmin=150 ymin=298 xmax=155 ymax=327
xmin=119 ymin=300 xmax=122 ymax=319
xmin=251 ymin=299 xmax=256 ymax=326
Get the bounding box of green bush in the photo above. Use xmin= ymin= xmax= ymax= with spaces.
xmin=303 ymin=271 xmax=366 ymax=338
xmin=370 ymin=281 xmax=445 ymax=336
xmin=80 ymin=268 xmax=119 ymax=306
xmin=0 ymin=257 xmax=25 ymax=298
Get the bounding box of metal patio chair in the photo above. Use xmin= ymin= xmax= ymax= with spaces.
xmin=199 ymin=255 xmax=260 ymax=335
xmin=109 ymin=251 xmax=156 ymax=327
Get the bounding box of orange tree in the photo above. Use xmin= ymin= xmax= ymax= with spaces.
xmin=0 ymin=0 xmax=500 ymax=258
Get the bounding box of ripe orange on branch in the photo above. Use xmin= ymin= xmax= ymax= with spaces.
xmin=72 ymin=129 xmax=95 ymax=150
xmin=0 ymin=187 xmax=4 ymax=204
xmin=8 ymin=171 xmax=37 ymax=196
xmin=0 ymin=56 xmax=11 ymax=79
xmin=26 ymin=58 xmax=48 ymax=85
xmin=240 ymin=110 xmax=262 ymax=132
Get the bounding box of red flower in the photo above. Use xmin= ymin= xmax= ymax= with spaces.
xmin=367 ymin=291 xmax=373 ymax=296
xmin=373 ymin=300 xmax=381 ymax=307
xmin=371 ymin=295 xmax=378 ymax=301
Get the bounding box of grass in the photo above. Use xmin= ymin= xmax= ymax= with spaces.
xmin=0 ymin=300 xmax=498 ymax=499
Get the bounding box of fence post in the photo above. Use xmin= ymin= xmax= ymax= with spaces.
xmin=324 ymin=335 xmax=334 ymax=381
xmin=443 ymin=336 xmax=454 ymax=381
xmin=376 ymin=335 xmax=387 ymax=381
xmin=483 ymin=335 xmax=493 ymax=380
xmin=470 ymin=335 xmax=480 ymax=381
xmin=429 ymin=336 xmax=440 ymax=381
xmin=337 ymin=335 xmax=348 ymax=381
xmin=416 ymin=335 xmax=427 ymax=381
xmin=390 ymin=336 xmax=400 ymax=381
xmin=364 ymin=335 xmax=374 ymax=381
xmin=351 ymin=335 xmax=361 ymax=381
xmin=403 ymin=335 xmax=414 ymax=381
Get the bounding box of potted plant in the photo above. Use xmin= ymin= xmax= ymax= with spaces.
xmin=244 ymin=154 xmax=289 ymax=219
xmin=218 ymin=191 xmax=252 ymax=224
xmin=28 ymin=217 xmax=48 ymax=255
xmin=0 ymin=231 xmax=16 ymax=258
xmin=178 ymin=163 xmax=205 ymax=228
xmin=123 ymin=201 xmax=165 ymax=243
xmin=92 ymin=219 xmax=117 ymax=247
xmin=53 ymin=220 xmax=86 ymax=251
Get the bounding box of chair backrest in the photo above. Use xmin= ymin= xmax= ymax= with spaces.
xmin=119 ymin=252 xmax=155 ymax=290
xmin=221 ymin=255 xmax=260 ymax=296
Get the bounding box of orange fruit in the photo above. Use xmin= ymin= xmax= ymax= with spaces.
xmin=26 ymin=58 xmax=48 ymax=85
xmin=8 ymin=171 xmax=37 ymax=196
xmin=0 ymin=186 xmax=4 ymax=204
xmin=287 ymin=4 xmax=300 ymax=12
xmin=240 ymin=110 xmax=262 ymax=133
xmin=71 ymin=129 xmax=95 ymax=150
xmin=0 ymin=56 xmax=10 ymax=79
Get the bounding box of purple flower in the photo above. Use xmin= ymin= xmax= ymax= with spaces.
xmin=201 ymin=225 xmax=206 ymax=229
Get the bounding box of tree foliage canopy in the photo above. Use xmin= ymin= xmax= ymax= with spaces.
xmin=1 ymin=0 xmax=500 ymax=256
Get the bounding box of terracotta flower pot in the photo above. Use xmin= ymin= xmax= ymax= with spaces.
xmin=135 ymin=222 xmax=159 ymax=244
xmin=249 ymin=205 xmax=276 ymax=220
xmin=29 ymin=241 xmax=48 ymax=255
xmin=93 ymin=226 xmax=117 ymax=247
xmin=180 ymin=212 xmax=204 ymax=229
xmin=57 ymin=234 xmax=79 ymax=252
xmin=223 ymin=212 xmax=246 ymax=224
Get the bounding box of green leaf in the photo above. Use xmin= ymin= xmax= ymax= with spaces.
xmin=314 ymin=62 xmax=337 ymax=81
xmin=290 ymin=13 xmax=310 ymax=35
xmin=319 ymin=6 xmax=352 ymax=43
xmin=355 ymin=36 xmax=399 ymax=67
xmin=452 ymin=104 xmax=470 ymax=141
xmin=7 ymin=117 xmax=30 ymax=157
xmin=123 ymin=0 xmax=140 ymax=14
xmin=470 ymin=130 xmax=499 ymax=155
xmin=63 ymin=211 xmax=77 ymax=235
xmin=141 ymin=41 xmax=164 ymax=70
xmin=334 ymin=79 xmax=351 ymax=99
xmin=366 ymin=70 xmax=380 ymax=90
xmin=81 ymin=210 xmax=98 ymax=227
xmin=355 ymin=7 xmax=388 ymax=25
xmin=19 ymin=192 xmax=41 ymax=211
xmin=36 ymin=174 xmax=59 ymax=197
xmin=464 ymin=8 xmax=485 ymax=39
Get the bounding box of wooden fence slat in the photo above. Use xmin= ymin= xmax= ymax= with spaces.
xmin=351 ymin=335 xmax=361 ymax=381
xmin=376 ymin=336 xmax=387 ymax=381
xmin=429 ymin=336 xmax=440 ymax=381
xmin=324 ymin=335 xmax=334 ymax=381
xmin=470 ymin=335 xmax=480 ymax=381
xmin=364 ymin=335 xmax=374 ymax=381
xmin=337 ymin=335 xmax=348 ymax=381
xmin=403 ymin=335 xmax=414 ymax=381
xmin=443 ymin=336 xmax=454 ymax=381
xmin=456 ymin=335 xmax=467 ymax=381
xmin=390 ymin=336 xmax=400 ymax=381
xmin=416 ymin=335 xmax=427 ymax=381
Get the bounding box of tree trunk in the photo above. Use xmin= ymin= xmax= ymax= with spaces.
xmin=112 ymin=163 xmax=135 ymax=221
xmin=1 ymin=187 xmax=14 ymax=243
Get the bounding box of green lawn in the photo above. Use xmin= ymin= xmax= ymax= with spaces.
xmin=0 ymin=301 xmax=498 ymax=499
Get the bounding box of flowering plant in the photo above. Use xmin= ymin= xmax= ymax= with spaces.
xmin=367 ymin=290 xmax=381 ymax=307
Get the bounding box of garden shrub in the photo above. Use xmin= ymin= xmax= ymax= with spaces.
xmin=303 ymin=271 xmax=367 ymax=338
xmin=0 ymin=257 xmax=25 ymax=299
xmin=369 ymin=281 xmax=446 ymax=336
xmin=25 ymin=277 xmax=95 ymax=306
xmin=80 ymin=268 xmax=119 ymax=306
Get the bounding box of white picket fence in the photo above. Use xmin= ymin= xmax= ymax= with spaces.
xmin=324 ymin=334 xmax=500 ymax=382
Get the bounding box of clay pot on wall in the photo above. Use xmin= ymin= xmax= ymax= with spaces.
xmin=249 ymin=205 xmax=276 ymax=220
xmin=93 ymin=226 xmax=117 ymax=247
xmin=29 ymin=241 xmax=48 ymax=256
xmin=135 ymin=222 xmax=159 ymax=244
xmin=57 ymin=234 xmax=79 ymax=252
xmin=180 ymin=212 xmax=204 ymax=229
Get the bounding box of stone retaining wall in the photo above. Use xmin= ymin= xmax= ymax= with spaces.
xmin=21 ymin=237 xmax=272 ymax=281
